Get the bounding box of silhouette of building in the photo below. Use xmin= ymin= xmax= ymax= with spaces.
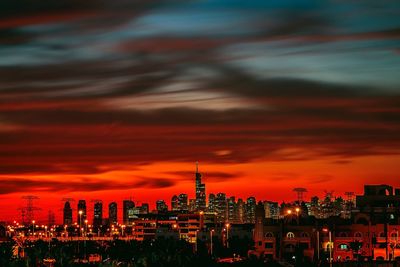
xmin=263 ymin=201 xmax=279 ymax=219
xmin=77 ymin=200 xmax=87 ymax=226
xmin=178 ymin=194 xmax=188 ymax=211
xmin=156 ymin=200 xmax=168 ymax=213
xmin=171 ymin=195 xmax=179 ymax=211
xmin=208 ymin=193 xmax=216 ymax=212
xmin=215 ymin=193 xmax=227 ymax=223
xmin=245 ymin=197 xmax=256 ymax=223
xmin=93 ymin=201 xmax=103 ymax=228
xmin=63 ymin=201 xmax=73 ymax=226
xmin=109 ymin=202 xmax=118 ymax=224
xmin=227 ymin=196 xmax=238 ymax=223
xmin=123 ymin=200 xmax=135 ymax=224
xmin=140 ymin=203 xmax=149 ymax=214
xmin=195 ymin=162 xmax=206 ymax=211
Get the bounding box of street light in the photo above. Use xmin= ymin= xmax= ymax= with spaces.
xmin=32 ymin=220 xmax=35 ymax=236
xmin=226 ymin=223 xmax=230 ymax=248
xmin=323 ymin=228 xmax=333 ymax=267
xmin=210 ymin=229 xmax=214 ymax=256
xmin=122 ymin=225 xmax=126 ymax=237
xmin=295 ymin=207 xmax=300 ymax=217
xmin=84 ymin=220 xmax=88 ymax=236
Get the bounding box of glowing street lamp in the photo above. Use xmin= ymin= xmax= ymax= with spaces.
xmin=322 ymin=228 xmax=333 ymax=267
xmin=295 ymin=207 xmax=300 ymax=216
xmin=210 ymin=229 xmax=215 ymax=256
xmin=32 ymin=220 xmax=35 ymax=236
xmin=226 ymin=223 xmax=230 ymax=248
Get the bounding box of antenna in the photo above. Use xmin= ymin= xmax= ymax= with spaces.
xmin=196 ymin=161 xmax=199 ymax=173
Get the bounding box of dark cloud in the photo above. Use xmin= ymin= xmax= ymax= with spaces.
xmin=0 ymin=177 xmax=174 ymax=195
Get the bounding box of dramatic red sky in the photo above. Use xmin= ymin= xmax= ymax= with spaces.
xmin=1 ymin=0 xmax=400 ymax=223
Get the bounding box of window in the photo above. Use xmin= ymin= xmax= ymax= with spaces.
xmin=265 ymin=232 xmax=274 ymax=238
xmin=265 ymin=242 xmax=273 ymax=249
xmin=354 ymin=232 xmax=363 ymax=238
xmin=339 ymin=244 xmax=348 ymax=250
xmin=287 ymin=232 xmax=295 ymax=239
xmin=301 ymin=232 xmax=309 ymax=238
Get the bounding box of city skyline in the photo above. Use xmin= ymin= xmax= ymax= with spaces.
xmin=1 ymin=163 xmax=357 ymax=225
xmin=1 ymin=1 xmax=400 ymax=228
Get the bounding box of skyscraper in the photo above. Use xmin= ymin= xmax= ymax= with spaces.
xmin=178 ymin=193 xmax=188 ymax=212
xmin=63 ymin=201 xmax=73 ymax=226
xmin=93 ymin=201 xmax=103 ymax=228
xmin=215 ymin=193 xmax=227 ymax=223
xmin=171 ymin=195 xmax=179 ymax=211
xmin=208 ymin=193 xmax=216 ymax=212
xmin=77 ymin=200 xmax=87 ymax=226
xmin=245 ymin=197 xmax=256 ymax=223
xmin=123 ymin=200 xmax=135 ymax=224
xmin=109 ymin=202 xmax=118 ymax=224
xmin=156 ymin=200 xmax=168 ymax=213
xmin=227 ymin=196 xmax=237 ymax=223
xmin=195 ymin=162 xmax=206 ymax=211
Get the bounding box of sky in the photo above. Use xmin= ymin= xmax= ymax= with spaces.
xmin=0 ymin=0 xmax=400 ymax=223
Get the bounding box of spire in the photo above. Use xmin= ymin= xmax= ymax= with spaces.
xmin=196 ymin=161 xmax=199 ymax=173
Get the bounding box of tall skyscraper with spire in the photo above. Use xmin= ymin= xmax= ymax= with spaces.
xmin=195 ymin=162 xmax=206 ymax=211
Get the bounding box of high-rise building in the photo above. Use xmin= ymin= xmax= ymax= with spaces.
xmin=123 ymin=200 xmax=135 ymax=224
xmin=245 ymin=197 xmax=256 ymax=223
xmin=63 ymin=201 xmax=73 ymax=226
xmin=227 ymin=196 xmax=237 ymax=223
xmin=195 ymin=162 xmax=206 ymax=211
xmin=263 ymin=201 xmax=279 ymax=219
xmin=140 ymin=203 xmax=149 ymax=214
xmin=77 ymin=200 xmax=87 ymax=226
xmin=171 ymin=195 xmax=179 ymax=211
xmin=237 ymin=198 xmax=245 ymax=223
xmin=156 ymin=200 xmax=168 ymax=213
xmin=178 ymin=194 xmax=188 ymax=211
xmin=109 ymin=202 xmax=118 ymax=224
xmin=93 ymin=201 xmax=103 ymax=227
xmin=208 ymin=193 xmax=216 ymax=212
xmin=215 ymin=193 xmax=227 ymax=223
xmin=189 ymin=199 xmax=196 ymax=212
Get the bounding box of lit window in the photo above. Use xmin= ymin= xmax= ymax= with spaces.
xmin=287 ymin=232 xmax=295 ymax=239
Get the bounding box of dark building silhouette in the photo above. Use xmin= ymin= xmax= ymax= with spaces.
xmin=208 ymin=193 xmax=216 ymax=212
xmin=93 ymin=201 xmax=103 ymax=228
xmin=178 ymin=193 xmax=188 ymax=211
xmin=77 ymin=200 xmax=87 ymax=226
xmin=140 ymin=203 xmax=149 ymax=214
xmin=109 ymin=202 xmax=117 ymax=224
xmin=195 ymin=162 xmax=206 ymax=211
xmin=171 ymin=195 xmax=179 ymax=211
xmin=63 ymin=201 xmax=73 ymax=226
xmin=245 ymin=196 xmax=256 ymax=223
xmin=215 ymin=193 xmax=227 ymax=223
xmin=123 ymin=200 xmax=135 ymax=224
xmin=156 ymin=200 xmax=168 ymax=213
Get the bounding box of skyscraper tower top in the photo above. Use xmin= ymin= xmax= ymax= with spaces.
xmin=195 ymin=162 xmax=206 ymax=211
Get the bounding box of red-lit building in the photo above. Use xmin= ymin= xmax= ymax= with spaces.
xmin=251 ymin=184 xmax=400 ymax=262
